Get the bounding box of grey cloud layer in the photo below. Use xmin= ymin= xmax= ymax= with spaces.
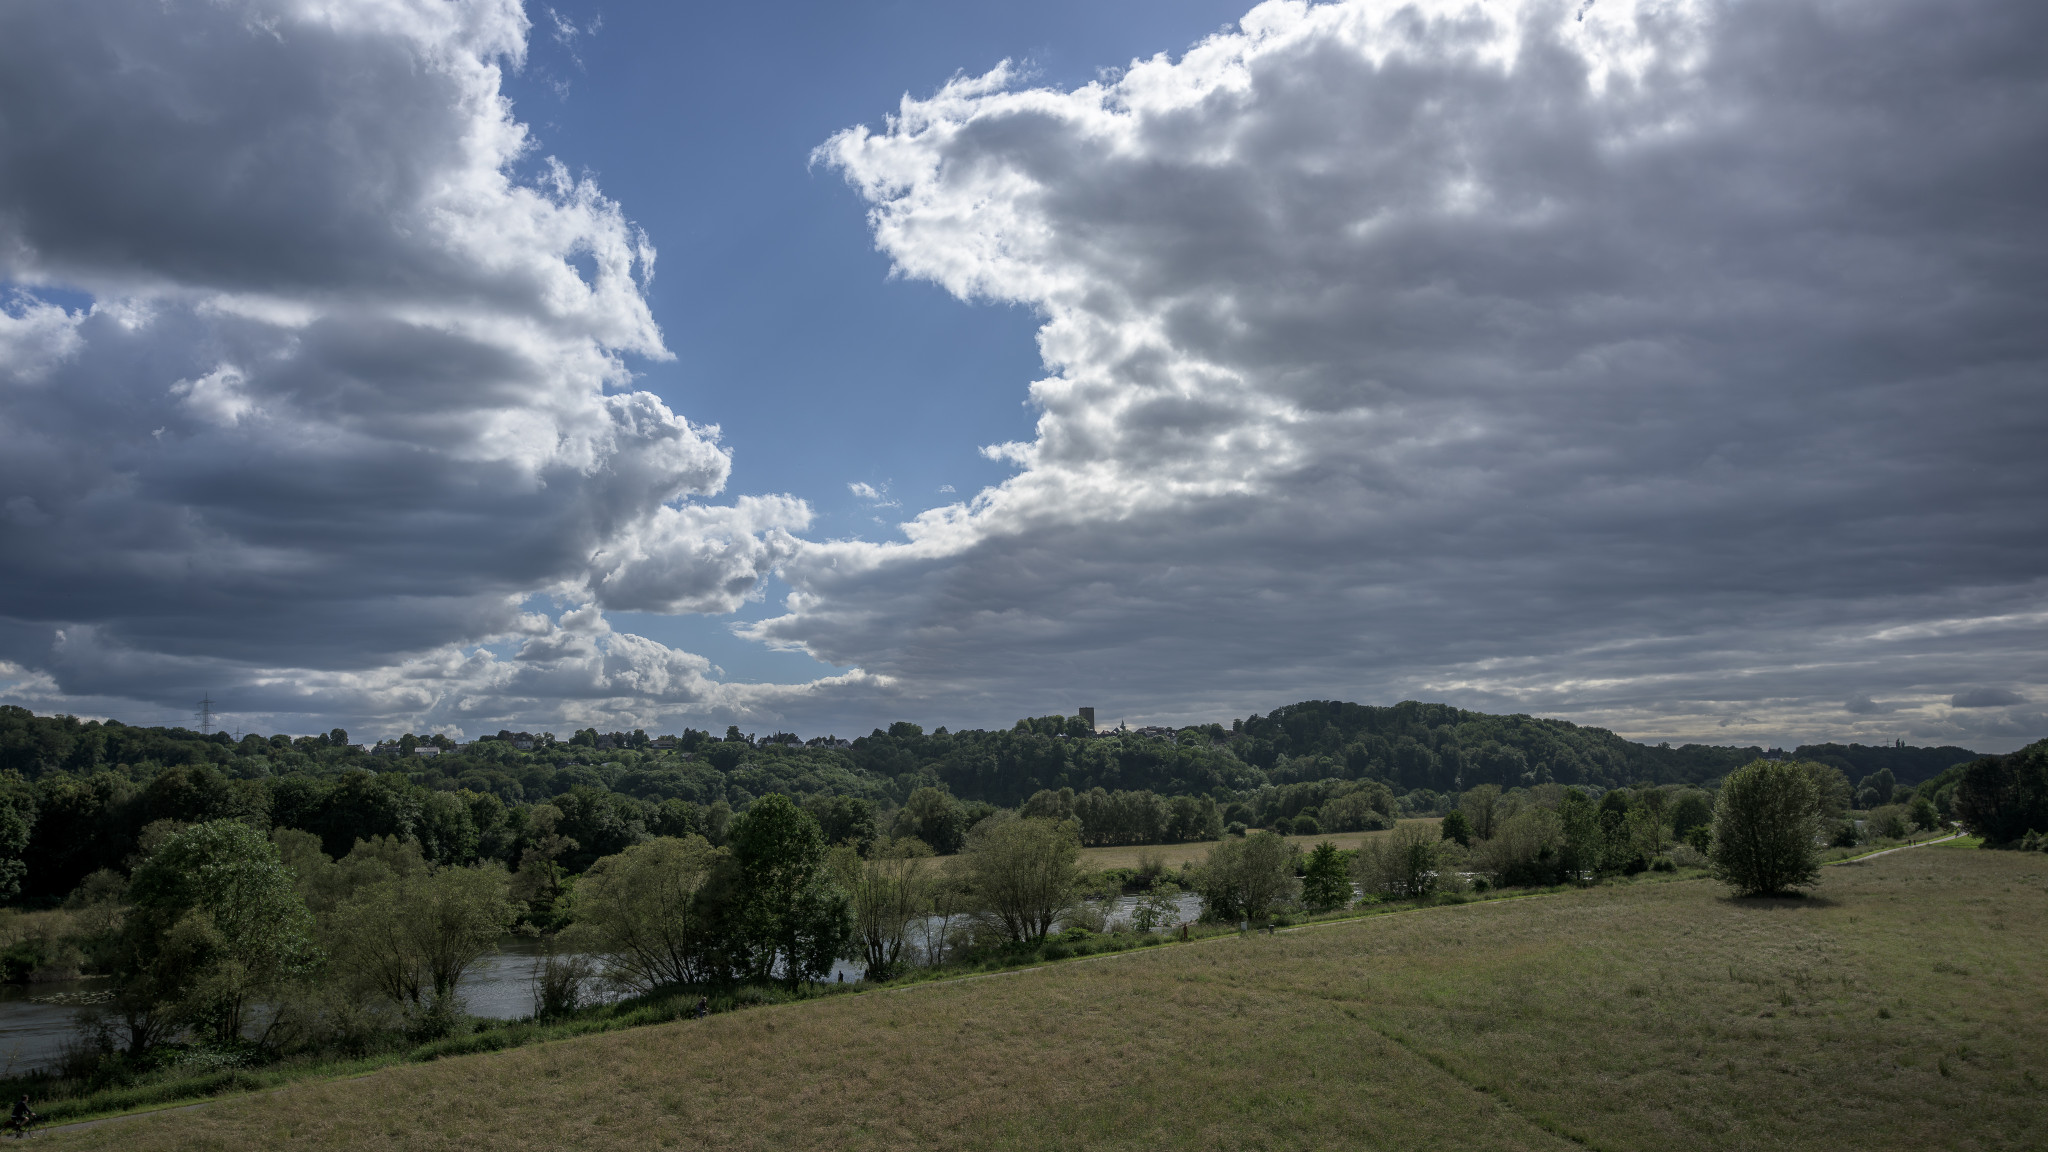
xmin=0 ymin=0 xmax=825 ymax=732
xmin=773 ymin=0 xmax=2048 ymax=748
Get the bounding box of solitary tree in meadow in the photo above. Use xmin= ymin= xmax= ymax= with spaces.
xmin=1709 ymin=760 xmax=1822 ymax=897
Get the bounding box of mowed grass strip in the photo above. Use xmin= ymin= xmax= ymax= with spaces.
xmin=50 ymin=844 xmax=2044 ymax=1151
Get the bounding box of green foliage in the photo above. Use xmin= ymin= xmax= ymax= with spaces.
xmin=0 ymin=776 xmax=34 ymax=903
xmin=830 ymin=837 xmax=936 ymax=981
xmin=1953 ymin=741 xmax=2048 ymax=846
xmin=569 ymin=835 xmax=724 ymax=992
xmin=1669 ymin=790 xmax=1713 ymax=842
xmin=1130 ymin=880 xmax=1183 ymax=932
xmin=1471 ymin=807 xmax=1566 ymax=887
xmin=726 ymin=794 xmax=847 ymax=988
xmin=1353 ymin=823 xmax=1441 ymax=899
xmin=962 ymin=817 xmax=1083 ymax=943
xmin=1299 ymin=841 xmax=1352 ymax=912
xmin=1438 ymin=809 xmax=1471 ymax=847
xmin=119 ymin=820 xmax=318 ymax=1048
xmin=1710 ymin=761 xmax=1822 ymax=897
xmin=326 ymin=860 xmax=517 ymax=1025
xmin=893 ymin=786 xmax=967 ymax=854
xmin=1192 ymin=831 xmax=1297 ymax=921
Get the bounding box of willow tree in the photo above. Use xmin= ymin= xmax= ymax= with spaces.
xmin=831 ymin=836 xmax=936 ymax=980
xmin=963 ymin=816 xmax=1081 ymax=944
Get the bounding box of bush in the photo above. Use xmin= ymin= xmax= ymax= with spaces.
xmin=1649 ymin=856 xmax=1676 ymax=873
xmin=1866 ymin=804 xmax=1911 ymax=841
xmin=1710 ymin=760 xmax=1822 ymax=897
xmin=1353 ymin=823 xmax=1441 ymax=899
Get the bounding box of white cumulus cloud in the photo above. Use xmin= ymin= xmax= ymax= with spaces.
xmin=760 ymin=0 xmax=2048 ymax=748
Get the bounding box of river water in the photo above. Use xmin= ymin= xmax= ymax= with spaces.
xmin=0 ymin=891 xmax=1207 ymax=1074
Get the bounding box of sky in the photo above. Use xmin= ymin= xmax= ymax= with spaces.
xmin=0 ymin=0 xmax=2043 ymax=751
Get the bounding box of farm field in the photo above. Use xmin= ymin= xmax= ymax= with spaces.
xmin=1078 ymin=817 xmax=1443 ymax=871
xmin=47 ymin=840 xmax=2045 ymax=1151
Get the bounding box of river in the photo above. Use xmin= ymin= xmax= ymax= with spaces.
xmin=0 ymin=891 xmax=1206 ymax=1074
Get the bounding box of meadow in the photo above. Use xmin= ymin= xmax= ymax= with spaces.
xmin=1078 ymin=817 xmax=1443 ymax=871
xmin=40 ymin=838 xmax=2043 ymax=1151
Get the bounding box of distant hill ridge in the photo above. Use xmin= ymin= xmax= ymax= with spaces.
xmin=0 ymin=699 xmax=1982 ymax=799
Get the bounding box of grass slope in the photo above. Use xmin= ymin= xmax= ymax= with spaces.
xmin=48 ymin=843 xmax=2045 ymax=1151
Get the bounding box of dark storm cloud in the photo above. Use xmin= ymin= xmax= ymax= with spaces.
xmin=0 ymin=0 xmax=818 ymax=733
xmin=782 ymin=0 xmax=2048 ymax=749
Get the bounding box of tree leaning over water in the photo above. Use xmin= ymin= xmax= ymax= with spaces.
xmin=1710 ymin=760 xmax=1823 ymax=897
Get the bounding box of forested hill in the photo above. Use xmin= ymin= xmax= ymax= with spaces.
xmin=1788 ymin=741 xmax=1985 ymax=787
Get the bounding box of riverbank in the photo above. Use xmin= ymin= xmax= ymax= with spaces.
xmin=43 ymin=835 xmax=2041 ymax=1150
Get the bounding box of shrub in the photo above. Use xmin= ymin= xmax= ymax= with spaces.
xmin=1866 ymin=805 xmax=1911 ymax=841
xmin=1353 ymin=823 xmax=1440 ymax=899
xmin=1191 ymin=832 xmax=1298 ymax=922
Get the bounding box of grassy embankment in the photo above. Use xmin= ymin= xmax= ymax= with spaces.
xmin=43 ymin=837 xmax=2043 ymax=1150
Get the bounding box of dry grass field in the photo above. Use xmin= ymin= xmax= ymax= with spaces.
xmin=47 ymin=840 xmax=2045 ymax=1151
xmin=1078 ymin=817 xmax=1443 ymax=871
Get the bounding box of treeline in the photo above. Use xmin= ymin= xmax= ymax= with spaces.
xmin=0 ymin=703 xmax=1996 ymax=910
xmin=14 ymin=739 xmax=2033 ymax=1096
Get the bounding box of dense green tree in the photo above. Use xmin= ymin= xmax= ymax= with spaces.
xmin=0 ymin=775 xmax=36 ymax=903
xmin=727 ymin=794 xmax=847 ymax=988
xmin=893 ymin=785 xmax=966 ymax=854
xmin=328 ymin=862 xmax=516 ymax=1031
xmin=117 ymin=820 xmax=317 ymax=1049
xmin=1299 ymin=841 xmax=1352 ymax=912
xmin=805 ymin=794 xmax=878 ymax=853
xmin=1669 ymin=791 xmax=1714 ymax=843
xmin=302 ymin=772 xmax=420 ymax=860
xmin=1438 ymin=809 xmax=1472 ymax=847
xmin=1800 ymin=762 xmax=1854 ymax=818
xmin=1856 ymin=767 xmax=1898 ymax=810
xmin=1460 ymin=784 xmax=1509 ymax=840
xmin=1472 ymin=807 xmax=1566 ymax=887
xmin=1952 ymin=743 xmax=2048 ymax=846
xmin=417 ymin=790 xmax=479 ymax=865
xmin=1710 ymin=760 xmax=1823 ymax=897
